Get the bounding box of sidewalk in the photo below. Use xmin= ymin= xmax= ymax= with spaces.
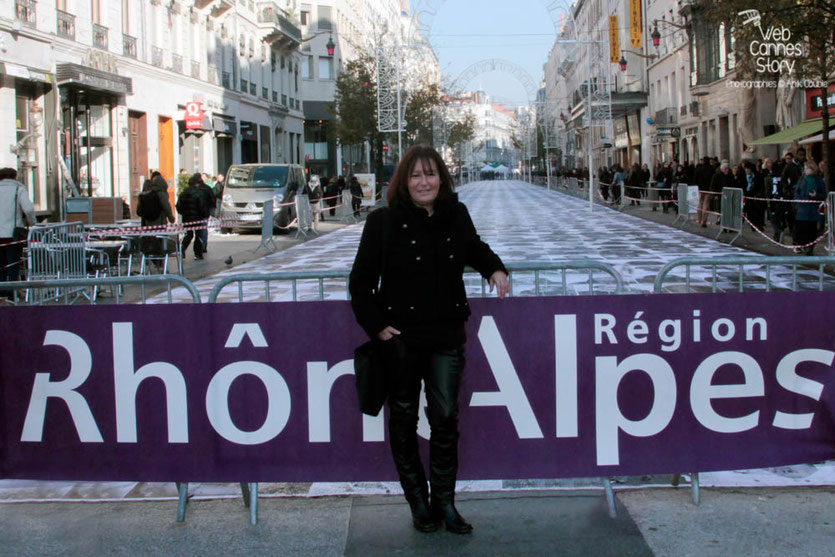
xmin=0 ymin=487 xmax=832 ymax=556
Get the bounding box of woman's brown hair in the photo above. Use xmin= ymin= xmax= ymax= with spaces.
xmin=386 ymin=145 xmax=454 ymax=208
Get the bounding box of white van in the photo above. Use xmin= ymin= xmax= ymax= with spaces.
xmin=219 ymin=164 xmax=306 ymax=233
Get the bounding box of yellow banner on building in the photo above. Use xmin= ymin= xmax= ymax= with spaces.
xmin=609 ymin=16 xmax=620 ymax=63
xmin=629 ymin=0 xmax=642 ymax=47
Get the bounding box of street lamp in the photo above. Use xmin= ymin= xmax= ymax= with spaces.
xmin=325 ymin=35 xmax=335 ymax=56
xmin=651 ymin=19 xmax=689 ymax=49
xmin=618 ymin=49 xmax=658 ymax=71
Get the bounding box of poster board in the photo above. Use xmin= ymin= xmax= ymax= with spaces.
xmin=355 ymin=173 xmax=376 ymax=207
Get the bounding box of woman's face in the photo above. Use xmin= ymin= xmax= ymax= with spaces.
xmin=407 ymin=158 xmax=441 ymax=209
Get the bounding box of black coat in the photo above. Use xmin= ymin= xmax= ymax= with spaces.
xmin=176 ymin=185 xmax=206 ymax=222
xmin=349 ymin=194 xmax=507 ymax=340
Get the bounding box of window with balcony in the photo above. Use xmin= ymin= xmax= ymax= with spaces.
xmin=123 ymin=34 xmax=137 ymax=58
xmin=689 ymin=16 xmax=734 ymax=87
xmin=15 ymin=0 xmax=36 ymax=26
xmin=172 ymin=54 xmax=183 ymax=74
xmin=241 ymin=78 xmax=248 ymax=93
xmin=93 ymin=24 xmax=109 ymax=50
xmin=262 ymin=87 xmax=268 ymax=99
xmin=301 ymin=56 xmax=312 ymax=79
xmin=222 ymin=71 xmax=231 ymax=89
xmin=301 ymin=3 xmax=311 ymax=26
xmin=152 ymin=47 xmax=163 ymax=67
xmin=250 ymin=82 xmax=256 ymax=95
xmin=191 ymin=60 xmax=201 ymax=79
xmin=57 ymin=9 xmax=76 ymax=39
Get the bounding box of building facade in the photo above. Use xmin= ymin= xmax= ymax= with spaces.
xmin=1 ymin=0 xmax=304 ymax=219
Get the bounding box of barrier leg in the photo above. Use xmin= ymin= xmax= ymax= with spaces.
xmin=602 ymin=478 xmax=617 ymax=518
xmin=176 ymin=482 xmax=188 ymax=522
xmin=240 ymin=482 xmax=259 ymax=525
xmin=691 ymin=473 xmax=700 ymax=506
xmin=671 ymin=473 xmax=681 ymax=487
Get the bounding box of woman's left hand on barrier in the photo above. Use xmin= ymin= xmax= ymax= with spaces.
xmin=489 ymin=271 xmax=510 ymax=299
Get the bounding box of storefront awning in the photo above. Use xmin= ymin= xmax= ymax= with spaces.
xmin=56 ymin=63 xmax=132 ymax=95
xmin=799 ymin=129 xmax=835 ymax=145
xmin=749 ymin=119 xmax=822 ymax=145
xmin=0 ymin=62 xmax=53 ymax=83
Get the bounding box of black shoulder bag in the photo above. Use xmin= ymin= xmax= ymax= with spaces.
xmin=354 ymin=209 xmax=399 ymax=416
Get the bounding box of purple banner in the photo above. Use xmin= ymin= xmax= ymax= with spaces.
xmin=1 ymin=292 xmax=834 ymax=482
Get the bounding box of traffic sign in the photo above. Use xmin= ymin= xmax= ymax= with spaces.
xmin=383 ymin=144 xmax=389 ymax=153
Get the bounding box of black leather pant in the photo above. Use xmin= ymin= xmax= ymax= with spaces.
xmin=387 ymin=343 xmax=465 ymax=504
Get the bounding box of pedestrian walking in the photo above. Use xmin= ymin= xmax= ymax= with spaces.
xmin=138 ymin=173 xmax=176 ymax=261
xmin=0 ymin=168 xmax=36 ymax=299
xmin=196 ymin=174 xmax=216 ymax=251
xmin=176 ymin=174 xmax=209 ymax=260
xmin=349 ymin=145 xmax=509 ymax=535
xmin=349 ymin=175 xmax=363 ymax=217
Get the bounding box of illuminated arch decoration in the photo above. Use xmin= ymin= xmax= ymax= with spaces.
xmin=452 ymin=59 xmax=539 ymax=103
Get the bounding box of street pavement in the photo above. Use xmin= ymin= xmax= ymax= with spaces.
xmin=141 ymin=179 xmax=833 ymax=303
xmin=3 ymin=180 xmax=834 ymax=555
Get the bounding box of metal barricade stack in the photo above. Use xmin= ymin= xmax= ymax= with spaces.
xmin=25 ymin=222 xmax=87 ymax=303
xmin=717 ymin=187 xmax=744 ymax=244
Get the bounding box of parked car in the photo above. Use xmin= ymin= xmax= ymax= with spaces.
xmin=219 ymin=164 xmax=306 ymax=233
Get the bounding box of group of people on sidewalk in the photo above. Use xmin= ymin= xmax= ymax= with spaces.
xmin=592 ymin=148 xmax=829 ymax=254
xmin=304 ymin=174 xmax=366 ymax=226
xmin=138 ymin=171 xmax=225 ymax=261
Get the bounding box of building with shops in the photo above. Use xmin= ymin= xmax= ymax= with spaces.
xmin=540 ymin=0 xmax=824 ymax=175
xmin=300 ymin=0 xmax=438 ymax=180
xmin=1 ymin=0 xmax=304 ymax=220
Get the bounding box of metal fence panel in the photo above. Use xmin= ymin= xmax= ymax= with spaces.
xmin=653 ymin=255 xmax=835 ymax=293
xmin=207 ymin=261 xmax=626 ymax=303
xmin=717 ymin=187 xmax=743 ymax=244
xmin=2 ymin=275 xmax=202 ymax=305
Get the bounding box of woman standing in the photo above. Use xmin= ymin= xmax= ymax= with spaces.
xmin=794 ymin=160 xmax=826 ymax=255
xmin=349 ymin=145 xmax=509 ymax=534
xmin=0 ymin=168 xmax=36 ymax=299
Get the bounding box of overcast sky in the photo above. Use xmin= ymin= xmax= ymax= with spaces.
xmin=413 ymin=0 xmax=559 ymax=107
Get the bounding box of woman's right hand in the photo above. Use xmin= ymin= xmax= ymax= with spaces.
xmin=377 ymin=326 xmax=401 ymax=341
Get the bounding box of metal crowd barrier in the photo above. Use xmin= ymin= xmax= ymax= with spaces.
xmin=717 ymin=187 xmax=744 ymax=245
xmin=294 ymin=193 xmax=316 ymax=238
xmin=2 ymin=275 xmax=202 ymax=305
xmin=653 ymin=255 xmax=835 ymax=293
xmin=207 ymin=260 xmax=626 ymax=303
xmin=204 ymin=261 xmax=625 ymax=521
xmin=340 ymin=190 xmax=356 ymax=223
xmin=673 ymin=184 xmax=698 ymax=225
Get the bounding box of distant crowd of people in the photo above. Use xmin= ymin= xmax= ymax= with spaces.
xmin=575 ymin=147 xmax=828 ymax=254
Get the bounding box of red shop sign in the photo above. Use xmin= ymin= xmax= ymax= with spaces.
xmin=184 ymin=101 xmax=204 ymax=130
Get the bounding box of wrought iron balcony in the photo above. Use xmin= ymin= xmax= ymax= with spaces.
xmin=257 ymin=1 xmax=301 ymax=48
xmin=209 ymin=0 xmax=234 ymax=18
xmin=172 ymin=54 xmax=183 ymax=74
xmin=208 ymin=64 xmax=218 ymax=85
xmin=57 ymin=9 xmax=75 ymax=39
xmin=123 ymin=34 xmax=137 ymax=58
xmin=152 ymin=47 xmax=163 ymax=67
xmin=92 ymin=23 xmax=109 ymax=50
xmin=191 ymin=60 xmax=201 ymax=79
xmin=654 ymin=107 xmax=678 ymax=125
xmin=15 ymin=0 xmax=36 ymax=27
xmin=193 ymin=0 xmax=214 ymax=8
